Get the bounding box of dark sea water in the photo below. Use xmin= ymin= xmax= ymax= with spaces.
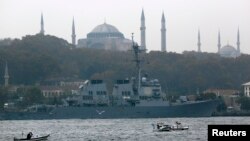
xmin=0 ymin=117 xmax=249 ymax=141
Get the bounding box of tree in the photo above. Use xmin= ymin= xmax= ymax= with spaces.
xmin=0 ymin=87 xmax=8 ymax=110
xmin=238 ymin=97 xmax=250 ymax=110
xmin=216 ymin=101 xmax=227 ymax=112
xmin=18 ymin=87 xmax=44 ymax=107
xmin=198 ymin=93 xmax=217 ymax=100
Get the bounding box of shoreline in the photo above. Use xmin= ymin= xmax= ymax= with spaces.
xmin=212 ymin=111 xmax=250 ymax=117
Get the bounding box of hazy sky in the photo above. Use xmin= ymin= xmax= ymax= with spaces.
xmin=0 ymin=0 xmax=249 ymax=53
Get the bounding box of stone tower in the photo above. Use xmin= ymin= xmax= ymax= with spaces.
xmin=4 ymin=62 xmax=9 ymax=87
xmin=217 ymin=30 xmax=221 ymax=53
xmin=197 ymin=29 xmax=201 ymax=52
xmin=40 ymin=13 xmax=45 ymax=35
xmin=161 ymin=12 xmax=166 ymax=52
xmin=72 ymin=18 xmax=76 ymax=46
xmin=140 ymin=9 xmax=146 ymax=51
xmin=237 ymin=27 xmax=240 ymax=54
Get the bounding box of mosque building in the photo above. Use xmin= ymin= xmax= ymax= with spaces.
xmin=77 ymin=22 xmax=132 ymax=51
xmin=197 ymin=28 xmax=241 ymax=58
xmin=73 ymin=10 xmax=166 ymax=52
xmin=217 ymin=28 xmax=241 ymax=58
xmin=38 ymin=10 xmax=166 ymax=52
xmin=39 ymin=12 xmax=241 ymax=56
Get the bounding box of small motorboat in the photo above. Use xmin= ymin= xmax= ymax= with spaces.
xmin=171 ymin=121 xmax=189 ymax=131
xmin=171 ymin=125 xmax=189 ymax=131
xmin=152 ymin=122 xmax=172 ymax=132
xmin=13 ymin=134 xmax=50 ymax=141
xmin=152 ymin=121 xmax=189 ymax=132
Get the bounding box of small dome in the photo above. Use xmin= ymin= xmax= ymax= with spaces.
xmin=219 ymin=44 xmax=240 ymax=58
xmin=87 ymin=23 xmax=124 ymax=39
xmin=220 ymin=45 xmax=237 ymax=53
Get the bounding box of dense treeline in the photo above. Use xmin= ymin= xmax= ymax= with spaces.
xmin=0 ymin=34 xmax=250 ymax=95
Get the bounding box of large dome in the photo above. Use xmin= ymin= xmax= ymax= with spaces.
xmin=87 ymin=23 xmax=124 ymax=39
xmin=91 ymin=23 xmax=120 ymax=33
xmin=78 ymin=22 xmax=132 ymax=51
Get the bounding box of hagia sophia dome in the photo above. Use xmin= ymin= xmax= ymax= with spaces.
xmin=78 ymin=22 xmax=132 ymax=51
xmin=88 ymin=23 xmax=124 ymax=38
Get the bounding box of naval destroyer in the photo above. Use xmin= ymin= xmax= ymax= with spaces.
xmin=1 ymin=35 xmax=219 ymax=120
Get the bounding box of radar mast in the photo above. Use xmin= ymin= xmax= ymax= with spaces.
xmin=131 ymin=33 xmax=144 ymax=96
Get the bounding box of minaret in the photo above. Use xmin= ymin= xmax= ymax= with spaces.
xmin=197 ymin=29 xmax=201 ymax=52
xmin=237 ymin=27 xmax=240 ymax=54
xmin=4 ymin=62 xmax=9 ymax=87
xmin=161 ymin=12 xmax=166 ymax=52
xmin=72 ymin=17 xmax=76 ymax=46
xmin=140 ymin=9 xmax=146 ymax=51
xmin=40 ymin=13 xmax=45 ymax=35
xmin=217 ymin=30 xmax=221 ymax=53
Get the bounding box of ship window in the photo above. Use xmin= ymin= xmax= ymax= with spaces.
xmin=83 ymin=95 xmax=93 ymax=100
xmin=128 ymin=91 xmax=131 ymax=95
xmin=96 ymin=91 xmax=106 ymax=95
xmin=139 ymin=96 xmax=147 ymax=100
xmin=122 ymin=91 xmax=130 ymax=96
xmin=153 ymin=89 xmax=160 ymax=92
xmin=88 ymin=91 xmax=93 ymax=95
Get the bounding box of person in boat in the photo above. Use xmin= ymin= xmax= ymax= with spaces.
xmin=27 ymin=132 xmax=33 ymax=139
xmin=157 ymin=123 xmax=160 ymax=129
xmin=156 ymin=122 xmax=163 ymax=129
xmin=175 ymin=121 xmax=181 ymax=128
xmin=176 ymin=121 xmax=181 ymax=125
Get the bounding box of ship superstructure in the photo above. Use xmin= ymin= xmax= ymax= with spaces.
xmin=76 ymin=34 xmax=167 ymax=107
xmin=79 ymin=80 xmax=109 ymax=106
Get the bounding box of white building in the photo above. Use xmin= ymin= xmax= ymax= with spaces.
xmin=242 ymin=82 xmax=250 ymax=97
xmin=40 ymin=86 xmax=64 ymax=98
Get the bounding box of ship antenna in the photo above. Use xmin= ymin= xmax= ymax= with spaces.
xmin=131 ymin=33 xmax=142 ymax=94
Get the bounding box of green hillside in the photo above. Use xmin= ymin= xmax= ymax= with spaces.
xmin=1 ymin=34 xmax=250 ymax=95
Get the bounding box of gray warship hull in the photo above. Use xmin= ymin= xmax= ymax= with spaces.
xmin=1 ymin=100 xmax=218 ymax=120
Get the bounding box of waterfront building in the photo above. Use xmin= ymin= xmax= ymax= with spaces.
xmin=242 ymin=82 xmax=250 ymax=97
